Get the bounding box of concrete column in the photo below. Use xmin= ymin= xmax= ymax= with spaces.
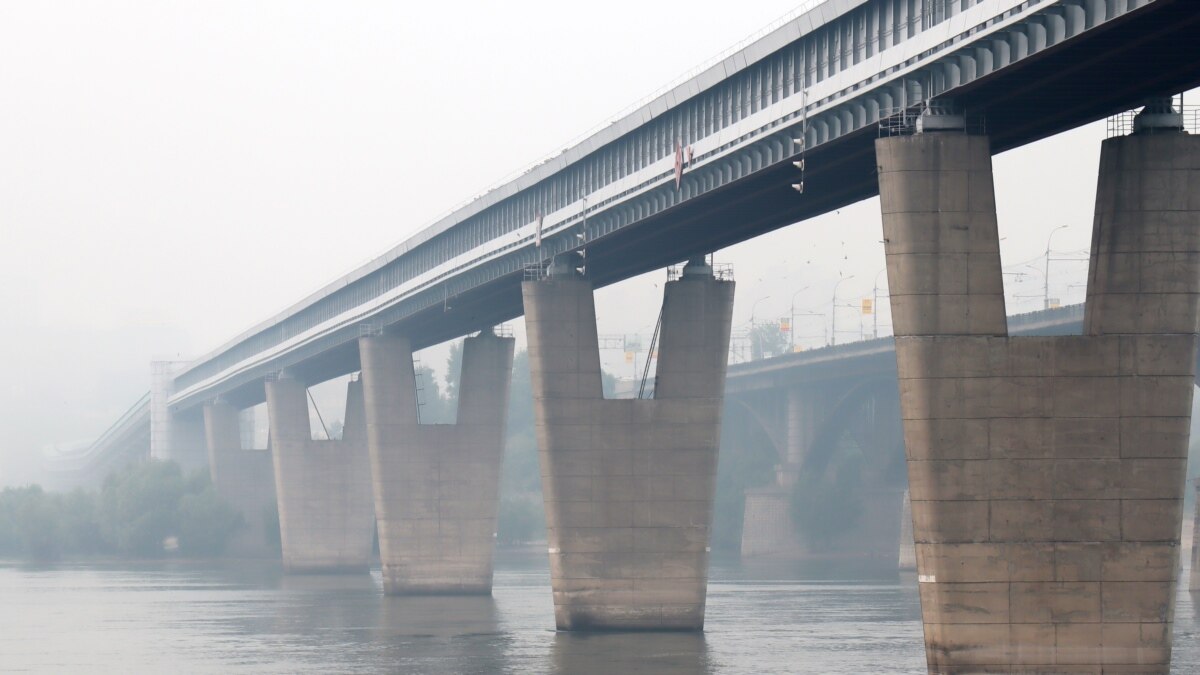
xmin=786 ymin=387 xmax=816 ymax=466
xmin=522 ymin=265 xmax=734 ymax=631
xmin=782 ymin=386 xmax=824 ymax=486
xmin=740 ymin=387 xmax=817 ymax=558
xmin=877 ymin=130 xmax=1200 ymax=672
xmin=150 ymin=361 xmax=207 ymax=471
xmin=740 ymin=486 xmax=798 ymax=558
xmin=1192 ymin=478 xmax=1199 ymax=592
xmin=360 ymin=331 xmax=515 ymax=595
xmin=266 ymin=376 xmax=375 ymax=573
xmin=150 ymin=361 xmax=177 ymax=462
xmin=202 ymin=400 xmax=277 ymax=558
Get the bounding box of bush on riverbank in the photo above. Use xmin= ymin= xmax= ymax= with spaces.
xmin=0 ymin=460 xmax=243 ymax=562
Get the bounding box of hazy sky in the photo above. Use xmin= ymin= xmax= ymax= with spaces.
xmin=1 ymin=1 xmax=1186 ymax=481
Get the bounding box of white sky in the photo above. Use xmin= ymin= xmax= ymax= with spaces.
xmin=0 ymin=1 xmax=1185 ymax=481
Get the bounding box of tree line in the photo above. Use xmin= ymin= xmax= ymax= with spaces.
xmin=0 ymin=461 xmax=242 ymax=562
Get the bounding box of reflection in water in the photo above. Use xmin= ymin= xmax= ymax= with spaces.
xmin=374 ymin=595 xmax=508 ymax=673
xmin=0 ymin=554 xmax=1194 ymax=673
xmin=378 ymin=595 xmax=500 ymax=639
xmin=553 ymin=632 xmax=710 ymax=675
xmin=276 ymin=572 xmax=379 ymax=593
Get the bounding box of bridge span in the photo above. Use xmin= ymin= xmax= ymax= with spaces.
xmin=162 ymin=0 xmax=1200 ymax=416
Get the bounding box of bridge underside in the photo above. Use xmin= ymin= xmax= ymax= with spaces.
xmin=213 ymin=0 xmax=1200 ymax=409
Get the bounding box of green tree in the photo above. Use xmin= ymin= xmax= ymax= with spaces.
xmin=444 ymin=340 xmax=464 ymax=409
xmin=97 ymin=461 xmax=243 ymax=558
xmin=14 ymin=486 xmax=60 ymax=562
xmin=58 ymin=489 xmax=104 ymax=555
xmin=416 ymin=364 xmax=453 ymax=423
xmin=100 ymin=461 xmax=186 ymax=556
xmin=0 ymin=489 xmax=18 ymax=556
xmin=498 ymin=351 xmax=544 ymax=542
xmin=749 ymin=323 xmax=789 ymax=361
xmin=177 ymin=486 xmax=244 ymax=556
xmin=497 ymin=495 xmax=542 ymax=544
xmin=0 ymin=461 xmax=243 ymax=561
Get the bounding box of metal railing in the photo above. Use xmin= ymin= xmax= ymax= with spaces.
xmin=1107 ymin=103 xmax=1200 ymax=137
xmin=665 ymin=262 xmax=735 ymax=282
xmin=523 ymin=262 xmax=549 ymax=281
xmin=88 ymin=392 xmax=150 ymax=453
xmin=878 ymin=102 xmax=986 ymax=137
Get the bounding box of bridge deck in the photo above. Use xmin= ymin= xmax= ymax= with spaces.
xmin=153 ymin=0 xmax=1200 ymax=412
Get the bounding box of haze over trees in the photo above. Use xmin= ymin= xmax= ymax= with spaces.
xmin=0 ymin=461 xmax=242 ymax=562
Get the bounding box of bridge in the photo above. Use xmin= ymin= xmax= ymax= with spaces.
xmin=64 ymin=0 xmax=1200 ymax=671
xmin=726 ymin=304 xmax=1087 ymax=561
xmin=158 ymin=0 xmax=1200 ymax=416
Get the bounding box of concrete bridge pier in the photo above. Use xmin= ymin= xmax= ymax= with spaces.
xmin=898 ymin=489 xmax=916 ymax=571
xmin=1192 ymin=479 xmax=1199 ymax=592
xmin=876 ymin=112 xmax=1200 ymax=672
xmin=522 ymin=258 xmax=734 ymax=631
xmin=265 ymin=375 xmax=375 ymax=573
xmin=740 ymin=386 xmax=824 ymax=558
xmin=359 ymin=331 xmax=515 ymax=595
xmin=150 ymin=361 xmax=208 ymax=471
xmin=201 ymin=400 xmax=277 ymax=558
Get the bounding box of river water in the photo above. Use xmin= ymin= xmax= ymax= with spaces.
xmin=0 ymin=552 xmax=1196 ymax=673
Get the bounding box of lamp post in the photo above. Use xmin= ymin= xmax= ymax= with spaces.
xmin=750 ymin=295 xmax=771 ymax=360
xmin=788 ymin=286 xmax=811 ymax=352
xmin=831 ymin=275 xmax=855 ymax=346
xmin=1044 ymin=225 xmax=1068 ymax=310
xmin=872 ymin=267 xmax=887 ymax=339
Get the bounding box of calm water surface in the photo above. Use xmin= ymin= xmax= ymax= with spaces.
xmin=0 ymin=553 xmax=1195 ymax=673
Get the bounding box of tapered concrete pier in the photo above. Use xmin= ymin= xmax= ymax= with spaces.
xmin=877 ymin=121 xmax=1200 ymax=672
xmin=1191 ymin=478 xmax=1199 ymax=592
xmin=522 ymin=259 xmax=734 ymax=631
xmin=265 ymin=376 xmax=375 ymax=573
xmin=360 ymin=331 xmax=515 ymax=595
xmin=202 ymin=400 xmax=277 ymax=557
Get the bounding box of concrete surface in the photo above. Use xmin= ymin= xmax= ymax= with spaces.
xmin=266 ymin=376 xmax=375 ymax=574
xmin=202 ymin=400 xmax=278 ymax=558
xmin=523 ymin=271 xmax=734 ymax=630
xmin=360 ymin=331 xmax=515 ymax=595
xmin=877 ymin=131 xmax=1200 ymax=673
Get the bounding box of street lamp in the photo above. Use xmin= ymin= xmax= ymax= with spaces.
xmin=1044 ymin=225 xmax=1068 ymax=310
xmin=788 ymin=286 xmax=811 ymax=352
xmin=830 ymin=275 xmax=855 ymax=346
xmin=749 ymin=295 xmax=771 ymax=360
xmin=872 ymin=267 xmax=887 ymax=339
xmin=749 ymin=295 xmax=771 ymax=326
